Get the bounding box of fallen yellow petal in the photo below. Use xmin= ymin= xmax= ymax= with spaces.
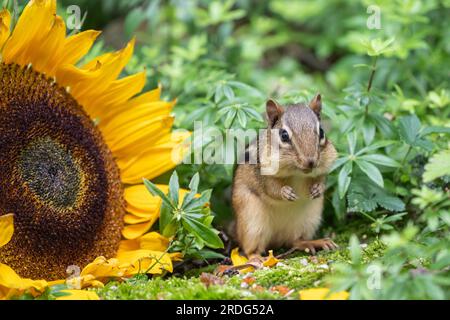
xmin=299 ymin=288 xmax=349 ymax=300
xmin=230 ymin=248 xmax=253 ymax=274
xmin=263 ymin=250 xmax=279 ymax=268
xmin=0 ymin=263 xmax=48 ymax=296
xmin=57 ymin=290 xmax=100 ymax=300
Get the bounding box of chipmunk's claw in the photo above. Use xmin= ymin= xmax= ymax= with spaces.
xmin=294 ymin=238 xmax=339 ymax=255
xmin=281 ymin=186 xmax=298 ymax=201
xmin=310 ymin=183 xmax=325 ymax=199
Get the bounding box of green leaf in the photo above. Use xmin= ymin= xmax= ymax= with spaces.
xmin=223 ymin=85 xmax=235 ymax=101
xmin=362 ymin=121 xmax=376 ymax=145
xmin=370 ymin=114 xmax=395 ymax=138
xmin=347 ymin=131 xmax=357 ymax=155
xmin=349 ymin=235 xmax=361 ymax=264
xmin=356 ymin=140 xmax=396 ymax=156
xmin=160 ymin=204 xmax=176 ymax=237
xmin=398 ymin=115 xmax=421 ymax=145
xmin=356 ymin=160 xmax=384 ymax=187
xmin=189 ymin=173 xmax=200 ymax=193
xmin=338 ymin=162 xmax=353 ymax=199
xmin=376 ymin=196 xmax=405 ymax=212
xmin=359 ymin=154 xmax=401 ymax=167
xmin=423 ymin=149 xmax=450 ymax=182
xmin=169 ymin=171 xmax=180 ymax=208
xmin=420 ymin=126 xmax=450 ymax=137
xmin=330 ymin=157 xmax=349 ymax=173
xmin=224 ymin=108 xmax=237 ymax=128
xmin=237 ymin=109 xmax=248 ymax=128
xmin=182 ymin=216 xmax=224 ymax=249
xmin=184 ymin=189 xmax=212 ymax=211
xmin=347 ymin=191 xmax=378 ymax=212
xmin=143 ymin=179 xmax=175 ymax=210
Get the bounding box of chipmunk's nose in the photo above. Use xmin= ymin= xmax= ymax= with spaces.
xmin=306 ymin=158 xmax=316 ymax=169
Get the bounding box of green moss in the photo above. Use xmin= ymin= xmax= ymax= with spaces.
xmin=95 ymin=237 xmax=386 ymax=300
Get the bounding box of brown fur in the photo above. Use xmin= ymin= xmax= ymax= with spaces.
xmin=232 ymin=95 xmax=338 ymax=257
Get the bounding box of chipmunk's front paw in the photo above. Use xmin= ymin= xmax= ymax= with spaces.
xmin=310 ymin=183 xmax=325 ymax=199
xmin=281 ymin=186 xmax=298 ymax=202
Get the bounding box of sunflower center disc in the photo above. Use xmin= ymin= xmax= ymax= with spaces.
xmin=0 ymin=63 xmax=125 ymax=280
xmin=19 ymin=137 xmax=82 ymax=208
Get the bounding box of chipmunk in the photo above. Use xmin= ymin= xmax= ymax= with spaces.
xmin=232 ymin=94 xmax=338 ymax=259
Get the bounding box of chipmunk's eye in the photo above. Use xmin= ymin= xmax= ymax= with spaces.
xmin=279 ymin=129 xmax=290 ymax=143
xmin=319 ymin=127 xmax=326 ymax=146
xmin=319 ymin=127 xmax=325 ymax=140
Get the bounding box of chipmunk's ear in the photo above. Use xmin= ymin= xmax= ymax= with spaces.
xmin=266 ymin=99 xmax=284 ymax=127
xmin=309 ymin=94 xmax=322 ymax=118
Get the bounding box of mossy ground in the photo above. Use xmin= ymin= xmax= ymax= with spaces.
xmin=96 ymin=228 xmax=386 ymax=300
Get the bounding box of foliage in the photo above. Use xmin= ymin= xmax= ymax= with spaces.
xmin=144 ymin=172 xmax=224 ymax=261
xmin=59 ymin=0 xmax=449 ymax=299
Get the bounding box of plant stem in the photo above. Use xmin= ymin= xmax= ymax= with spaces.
xmin=367 ymin=56 xmax=378 ymax=93
xmin=401 ymin=146 xmax=412 ymax=166
xmin=360 ymin=211 xmax=377 ymax=222
xmin=365 ymin=56 xmax=379 ymax=116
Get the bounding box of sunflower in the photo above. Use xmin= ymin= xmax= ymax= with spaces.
xmin=0 ymin=0 xmax=189 ymax=281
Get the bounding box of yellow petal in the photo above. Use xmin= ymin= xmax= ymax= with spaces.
xmin=101 ymin=101 xmax=174 ymax=142
xmin=0 ymin=9 xmax=11 ymax=49
xmin=299 ymin=288 xmax=350 ymax=300
xmin=32 ymin=15 xmax=66 ymax=75
xmin=139 ymin=232 xmax=170 ymax=252
xmin=50 ymin=30 xmax=101 ymax=74
xmin=0 ymin=214 xmax=14 ymax=248
xmin=118 ymin=239 xmax=141 ymax=255
xmin=231 ymin=248 xmax=248 ymax=266
xmin=3 ymin=0 xmax=56 ymax=66
xmin=124 ymin=214 xmax=151 ymax=225
xmin=57 ymin=39 xmax=135 ymax=114
xmin=57 ymin=290 xmax=100 ymax=300
xmin=91 ymin=71 xmax=147 ymax=116
xmin=106 ymin=116 xmax=174 ymax=155
xmin=118 ymin=233 xmax=169 ymax=253
xmin=124 ymin=184 xmax=167 ymax=211
xmin=230 ymin=248 xmax=253 ymax=274
xmin=122 ymin=221 xmax=154 ymax=240
xmin=0 ymin=263 xmax=48 ymax=294
xmin=119 ymin=131 xmax=191 ymax=184
xmin=116 ymin=249 xmax=173 ymax=275
xmin=80 ymin=256 xmax=123 ymax=279
xmin=263 ymin=250 xmax=279 ymax=268
xmin=101 ymin=86 xmax=163 ymax=121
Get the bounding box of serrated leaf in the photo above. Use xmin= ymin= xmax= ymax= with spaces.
xmin=347 ymin=192 xmax=378 ymax=212
xmin=376 ymin=196 xmax=405 ymax=212
xmin=423 ymin=149 xmax=450 ymax=182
